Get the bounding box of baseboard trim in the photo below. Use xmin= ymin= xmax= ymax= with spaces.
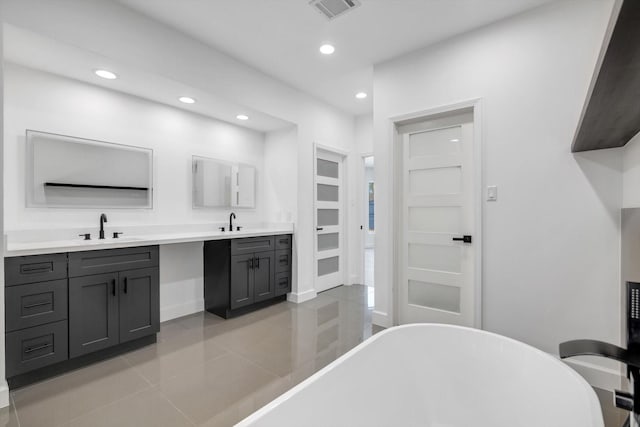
xmin=288 ymin=289 xmax=317 ymax=303
xmin=0 ymin=380 xmax=8 ymax=409
xmin=373 ymin=310 xmax=391 ymax=328
xmin=160 ymin=299 xmax=204 ymax=322
xmin=561 ymin=357 xmax=623 ymax=392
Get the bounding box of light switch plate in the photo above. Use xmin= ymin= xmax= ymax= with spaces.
xmin=487 ymin=186 xmax=498 ymax=201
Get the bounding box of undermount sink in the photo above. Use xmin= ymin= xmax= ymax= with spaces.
xmin=71 ymin=236 xmax=146 ymax=245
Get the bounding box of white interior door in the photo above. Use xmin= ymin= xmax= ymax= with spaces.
xmin=314 ymin=148 xmax=345 ymax=293
xmin=399 ymin=120 xmax=476 ymax=326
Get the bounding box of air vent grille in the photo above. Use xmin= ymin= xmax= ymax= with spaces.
xmin=310 ymin=0 xmax=361 ymax=20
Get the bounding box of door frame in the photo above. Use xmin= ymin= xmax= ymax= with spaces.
xmin=360 ymin=153 xmax=374 ymax=287
xmin=390 ymin=98 xmax=483 ymax=328
xmin=313 ymin=143 xmax=348 ymax=293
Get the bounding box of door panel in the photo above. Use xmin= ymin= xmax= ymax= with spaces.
xmin=400 ymin=122 xmax=476 ymax=326
xmin=119 ymin=268 xmax=159 ymax=343
xmin=314 ymin=148 xmax=345 ymax=292
xmin=253 ymin=252 xmax=275 ymax=303
xmin=69 ymin=272 xmax=119 ymax=358
xmin=230 ymin=254 xmax=254 ymax=309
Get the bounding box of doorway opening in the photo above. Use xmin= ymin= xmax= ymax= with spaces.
xmin=362 ymin=155 xmax=375 ymax=308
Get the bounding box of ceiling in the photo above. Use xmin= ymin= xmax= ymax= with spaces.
xmin=3 ymin=25 xmax=294 ymax=133
xmin=117 ymin=0 xmax=557 ymax=115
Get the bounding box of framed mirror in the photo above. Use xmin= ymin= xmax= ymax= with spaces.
xmin=192 ymin=156 xmax=256 ymax=209
xmin=26 ymin=130 xmax=153 ymax=208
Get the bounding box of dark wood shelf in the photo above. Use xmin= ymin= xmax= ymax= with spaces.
xmin=572 ymin=0 xmax=640 ymax=153
xmin=44 ymin=182 xmax=149 ymax=191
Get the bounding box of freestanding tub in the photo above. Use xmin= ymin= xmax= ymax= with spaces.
xmin=236 ymin=324 xmax=603 ymax=427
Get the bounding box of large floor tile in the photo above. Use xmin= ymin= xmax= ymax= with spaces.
xmin=122 ymin=333 xmax=228 ymax=384
xmin=67 ymin=388 xmax=193 ymax=427
xmin=157 ymin=353 xmax=279 ymax=424
xmin=0 ymin=398 xmax=20 ymax=427
xmin=12 ymin=357 xmax=150 ymax=427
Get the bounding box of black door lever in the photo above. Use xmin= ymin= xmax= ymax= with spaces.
xmin=452 ymin=235 xmax=472 ymax=243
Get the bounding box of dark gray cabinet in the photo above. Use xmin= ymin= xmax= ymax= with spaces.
xmin=69 ymin=272 xmax=119 ymax=358
xmin=119 ymin=267 xmax=159 ymax=343
xmin=5 ymin=246 xmax=159 ymax=387
xmin=69 ymin=248 xmax=160 ymax=358
xmin=230 ymin=251 xmax=275 ymax=309
xmin=205 ymin=234 xmax=291 ymax=318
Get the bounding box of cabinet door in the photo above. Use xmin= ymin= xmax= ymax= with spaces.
xmin=230 ymin=254 xmax=254 ymax=309
xmin=119 ymin=268 xmax=160 ymax=343
xmin=69 ymin=272 xmax=119 ymax=358
xmin=253 ymin=252 xmax=275 ymax=303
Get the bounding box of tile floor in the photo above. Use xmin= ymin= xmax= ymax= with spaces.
xmin=0 ymin=285 xmax=377 ymax=427
xmin=0 ymin=284 xmax=628 ymax=427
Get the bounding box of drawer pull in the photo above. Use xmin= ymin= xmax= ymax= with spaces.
xmin=23 ymin=301 xmax=51 ymax=309
xmin=24 ymin=342 xmax=53 ymax=354
xmin=279 ymin=239 xmax=288 ymax=244
xmin=279 ymin=257 xmax=288 ymax=264
xmin=279 ymin=279 xmax=288 ymax=286
xmin=21 ymin=263 xmax=52 ymax=274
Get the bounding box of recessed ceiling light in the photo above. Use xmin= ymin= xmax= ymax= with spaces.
xmin=450 ymin=139 xmax=460 ymax=142
xmin=94 ymin=69 xmax=117 ymax=80
xmin=179 ymin=96 xmax=196 ymax=104
xmin=355 ymin=92 xmax=367 ymax=99
xmin=236 ymin=114 xmax=249 ymax=121
xmin=319 ymin=44 xmax=335 ymax=55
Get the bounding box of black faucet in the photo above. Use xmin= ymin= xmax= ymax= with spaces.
xmin=229 ymin=212 xmax=236 ymax=232
xmin=99 ymin=213 xmax=108 ymax=239
xmin=560 ymin=282 xmax=640 ymax=427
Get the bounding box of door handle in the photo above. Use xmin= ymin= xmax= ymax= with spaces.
xmin=316 ymin=227 xmax=324 ymax=231
xmin=452 ymin=235 xmax=472 ymax=244
xmin=112 ymin=279 xmax=116 ymax=296
xmin=123 ymin=277 xmax=128 ymax=294
xmin=255 ymin=257 xmax=260 ymax=269
xmin=248 ymin=258 xmax=254 ymax=269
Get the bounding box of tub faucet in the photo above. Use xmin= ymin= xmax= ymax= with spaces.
xmin=229 ymin=212 xmax=236 ymax=232
xmin=560 ymin=281 xmax=640 ymax=427
xmin=99 ymin=213 xmax=108 ymax=239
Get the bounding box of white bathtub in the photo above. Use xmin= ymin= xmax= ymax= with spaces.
xmin=237 ymin=324 xmax=603 ymax=427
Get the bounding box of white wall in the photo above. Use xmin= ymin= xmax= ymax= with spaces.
xmin=264 ymin=126 xmax=298 ymax=224
xmin=4 ymin=64 xmax=267 ymax=230
xmin=373 ymin=0 xmax=622 ymax=384
xmin=356 ymin=114 xmax=373 ymax=155
xmin=623 ymin=132 xmax=640 ymax=208
xmin=0 ymin=13 xmax=8 ymax=408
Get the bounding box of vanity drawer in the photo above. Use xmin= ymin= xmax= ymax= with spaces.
xmin=275 ymin=249 xmax=291 ymax=273
xmin=6 ymin=320 xmax=68 ymax=377
xmin=275 ymin=272 xmax=291 ymax=297
xmin=5 ymin=253 xmax=67 ymax=286
xmin=69 ymin=246 xmax=159 ymax=277
xmin=275 ymin=235 xmax=292 ymax=250
xmin=231 ymin=236 xmax=275 ymax=255
xmin=6 ymin=279 xmax=68 ymax=332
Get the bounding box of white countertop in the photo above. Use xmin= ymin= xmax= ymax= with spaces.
xmin=5 ymin=225 xmax=294 ymax=257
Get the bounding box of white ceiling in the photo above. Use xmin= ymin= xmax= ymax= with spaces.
xmin=3 ymin=25 xmax=294 ymax=133
xmin=117 ymin=0 xmax=557 ymax=115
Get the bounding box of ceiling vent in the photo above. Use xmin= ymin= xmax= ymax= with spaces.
xmin=310 ymin=0 xmax=361 ymax=20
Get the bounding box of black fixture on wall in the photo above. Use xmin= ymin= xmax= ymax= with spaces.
xmin=560 ymin=282 xmax=640 ymax=427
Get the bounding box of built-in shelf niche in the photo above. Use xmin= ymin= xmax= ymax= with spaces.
xmin=26 ymin=130 xmax=153 ymax=208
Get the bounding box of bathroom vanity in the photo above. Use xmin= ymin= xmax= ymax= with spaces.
xmin=3 ymin=227 xmax=293 ymax=388
xmin=204 ymin=234 xmax=292 ymax=318
xmin=4 ymin=245 xmax=160 ymax=388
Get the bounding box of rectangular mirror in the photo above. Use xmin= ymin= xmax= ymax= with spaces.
xmin=192 ymin=156 xmax=256 ymax=209
xmin=26 ymin=130 xmax=153 ymax=208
